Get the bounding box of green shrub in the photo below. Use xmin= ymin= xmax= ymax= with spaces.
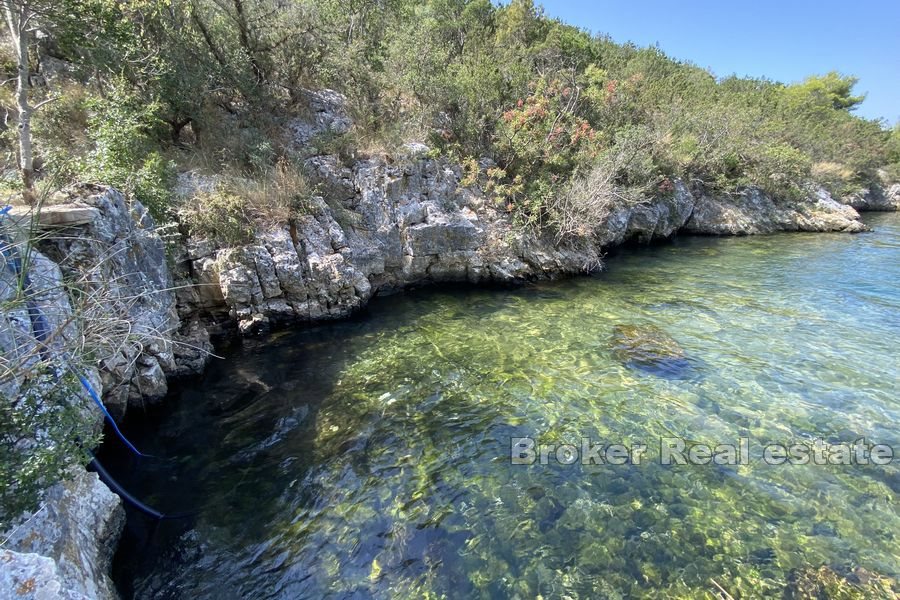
xmin=0 ymin=370 xmax=97 ymax=525
xmin=80 ymin=80 xmax=175 ymax=219
xmin=752 ymin=142 xmax=812 ymax=200
xmin=492 ymin=76 xmax=602 ymax=226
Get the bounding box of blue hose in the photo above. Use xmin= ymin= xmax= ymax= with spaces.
xmin=74 ymin=368 xmax=152 ymax=458
xmin=1 ymin=205 xmax=148 ymax=457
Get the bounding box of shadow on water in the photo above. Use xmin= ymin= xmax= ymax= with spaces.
xmin=103 ymin=213 xmax=900 ymax=599
xmin=105 ymin=283 xmax=561 ymax=597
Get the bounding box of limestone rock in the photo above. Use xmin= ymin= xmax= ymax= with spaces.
xmin=2 ymin=471 xmax=125 ymax=600
xmin=0 ymin=249 xmax=75 ymax=400
xmin=0 ymin=551 xmax=67 ymax=599
xmin=405 ymin=219 xmax=483 ymax=256
xmin=684 ymin=187 xmax=866 ymax=235
xmin=288 ymin=89 xmax=353 ymax=149
xmin=888 ymin=183 xmax=900 ymax=208
xmin=182 ymin=150 xmax=599 ymax=331
xmin=177 ymin=136 xmax=873 ymax=335
xmin=7 ymin=204 xmax=101 ymax=228
xmin=596 ymin=180 xmax=696 ymax=246
xmin=35 ymin=186 xmax=182 ymax=415
xmin=841 ymin=184 xmax=900 ymax=211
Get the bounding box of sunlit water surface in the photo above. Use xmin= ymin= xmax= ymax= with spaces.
xmin=110 ymin=214 xmax=899 ymax=599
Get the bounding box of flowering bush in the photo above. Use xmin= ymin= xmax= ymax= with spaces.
xmin=493 ymin=77 xmax=602 ymax=226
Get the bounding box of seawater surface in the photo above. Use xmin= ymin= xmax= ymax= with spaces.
xmin=110 ymin=213 xmax=900 ymax=599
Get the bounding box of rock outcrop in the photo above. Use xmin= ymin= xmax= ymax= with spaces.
xmin=32 ymin=185 xmax=208 ymax=416
xmin=174 ymin=153 xmax=870 ymax=333
xmin=1 ymin=215 xmax=125 ymax=600
xmin=683 ymin=187 xmax=867 ymax=235
xmin=0 ymin=471 xmax=124 ymax=600
xmin=841 ymin=184 xmax=900 ymax=212
xmin=174 ymin=153 xmax=601 ymax=333
xmin=594 ymin=180 xmax=697 ymax=246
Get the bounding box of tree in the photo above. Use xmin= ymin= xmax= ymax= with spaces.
xmin=784 ymin=72 xmax=866 ymax=112
xmin=1 ymin=0 xmax=56 ymax=203
xmin=1 ymin=0 xmax=147 ymax=201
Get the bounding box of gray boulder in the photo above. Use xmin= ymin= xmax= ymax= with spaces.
xmin=1 ymin=471 xmax=124 ymax=600
xmin=596 ymin=180 xmax=695 ymax=246
xmin=684 ymin=187 xmax=867 ymax=235
xmin=841 ymin=185 xmax=900 ymax=211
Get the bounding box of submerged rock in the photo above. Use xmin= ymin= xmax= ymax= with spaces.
xmin=610 ymin=323 xmax=689 ymax=376
xmin=785 ymin=565 xmax=899 ymax=599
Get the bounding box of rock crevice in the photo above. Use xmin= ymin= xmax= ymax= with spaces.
xmin=174 ymin=151 xmax=876 ymax=335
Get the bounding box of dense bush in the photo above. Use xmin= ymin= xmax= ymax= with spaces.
xmin=79 ymin=82 xmax=175 ymax=219
xmin=1 ymin=0 xmax=895 ymax=232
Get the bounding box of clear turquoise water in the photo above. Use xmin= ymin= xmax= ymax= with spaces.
xmin=111 ymin=213 xmax=899 ymax=599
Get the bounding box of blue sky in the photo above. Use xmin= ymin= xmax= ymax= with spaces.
xmin=536 ymin=0 xmax=899 ymax=125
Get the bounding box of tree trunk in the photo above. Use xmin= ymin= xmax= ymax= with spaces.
xmin=2 ymin=1 xmax=35 ymax=204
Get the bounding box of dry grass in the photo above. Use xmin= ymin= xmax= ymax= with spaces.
xmin=231 ymin=158 xmax=314 ymax=226
xmin=178 ymin=158 xmax=314 ymax=244
xmin=811 ymin=161 xmax=856 ymax=197
xmin=549 ymin=157 xmax=636 ymax=243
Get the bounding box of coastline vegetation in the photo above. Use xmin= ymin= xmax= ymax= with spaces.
xmin=0 ymin=3 xmax=897 ymax=597
xmin=0 ymin=0 xmax=895 ymax=233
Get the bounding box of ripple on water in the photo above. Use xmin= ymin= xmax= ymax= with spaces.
xmin=110 ymin=214 xmax=900 ymax=599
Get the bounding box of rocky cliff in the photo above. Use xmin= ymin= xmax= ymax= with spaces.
xmin=1 ymin=471 xmax=124 ymax=600
xmin=173 ymin=154 xmax=871 ymax=336
xmin=160 ymin=92 xmax=878 ymax=335
xmin=0 ymin=91 xmax=895 ymax=600
xmin=23 ymin=186 xmax=214 ymax=418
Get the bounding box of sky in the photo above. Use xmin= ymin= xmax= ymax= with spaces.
xmin=536 ymin=0 xmax=899 ymax=125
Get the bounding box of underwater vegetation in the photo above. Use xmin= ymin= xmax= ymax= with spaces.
xmin=111 ymin=214 xmax=900 ymax=599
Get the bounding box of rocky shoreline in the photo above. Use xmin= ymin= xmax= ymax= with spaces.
xmin=1 ymin=147 xmax=898 ymax=597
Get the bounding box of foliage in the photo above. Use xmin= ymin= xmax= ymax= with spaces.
xmin=0 ymin=0 xmax=895 ymax=228
xmin=79 ymin=81 xmax=175 ymax=219
xmin=492 ymin=76 xmax=602 ymax=225
xmin=179 ymin=188 xmax=255 ymax=245
xmin=0 ymin=370 xmax=97 ymax=524
xmin=179 ymin=159 xmax=314 ymax=245
xmin=884 ymin=124 xmax=900 ymax=183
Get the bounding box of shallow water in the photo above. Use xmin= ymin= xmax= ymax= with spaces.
xmin=110 ymin=214 xmax=900 ymax=599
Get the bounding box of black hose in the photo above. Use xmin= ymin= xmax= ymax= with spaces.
xmin=88 ymin=452 xmax=197 ymax=521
